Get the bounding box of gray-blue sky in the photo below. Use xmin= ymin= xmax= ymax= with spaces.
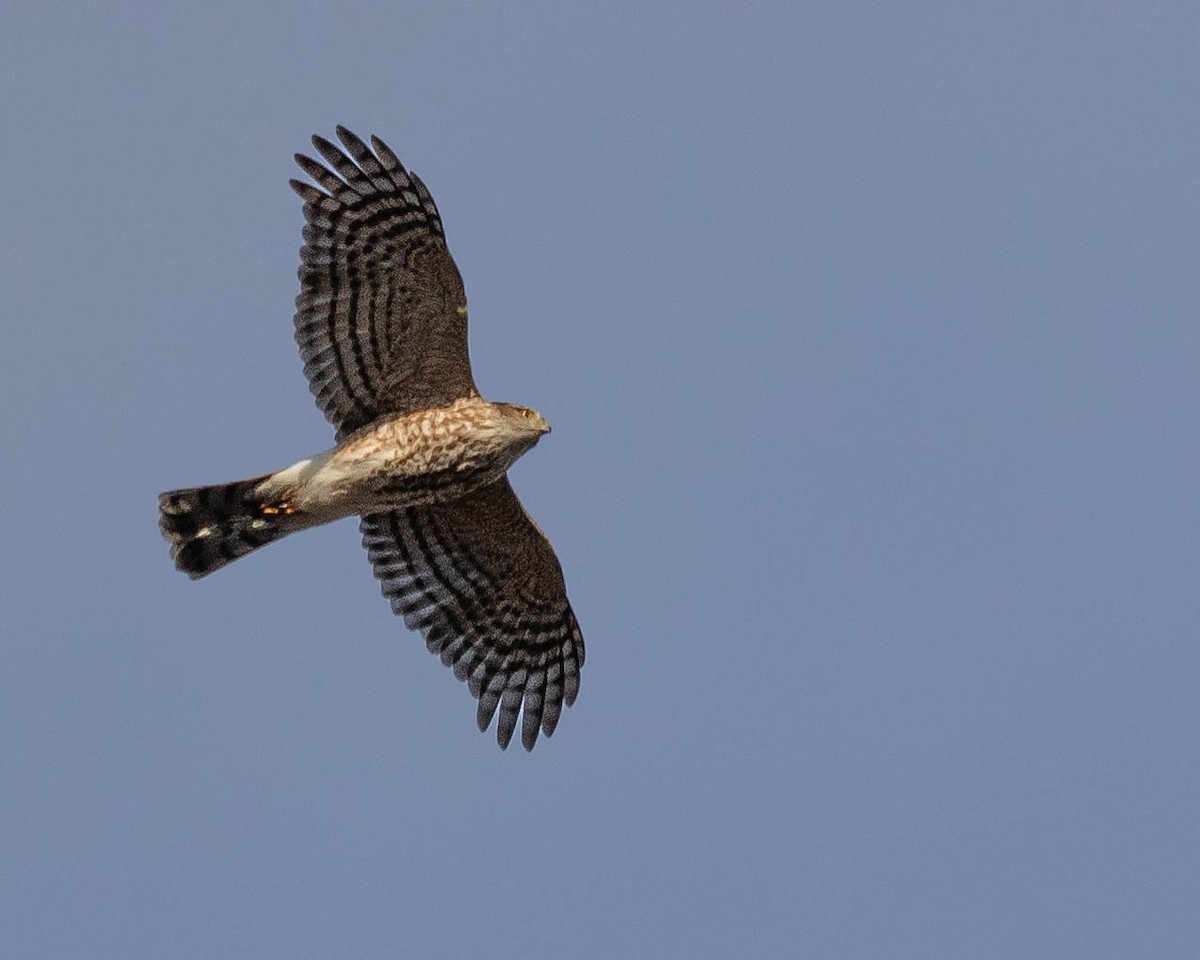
xmin=2 ymin=2 xmax=1198 ymax=956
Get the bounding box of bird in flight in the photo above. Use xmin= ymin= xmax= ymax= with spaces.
xmin=159 ymin=127 xmax=584 ymax=751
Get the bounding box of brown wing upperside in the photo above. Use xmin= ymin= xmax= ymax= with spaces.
xmin=291 ymin=127 xmax=477 ymax=439
xmin=360 ymin=477 xmax=585 ymax=751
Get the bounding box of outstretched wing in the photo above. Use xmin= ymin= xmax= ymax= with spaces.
xmin=360 ymin=478 xmax=585 ymax=751
xmin=290 ymin=127 xmax=477 ymax=439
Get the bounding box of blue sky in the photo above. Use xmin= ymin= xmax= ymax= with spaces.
xmin=2 ymin=2 xmax=1198 ymax=957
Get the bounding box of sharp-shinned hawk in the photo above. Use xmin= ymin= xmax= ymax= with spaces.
xmin=159 ymin=127 xmax=584 ymax=751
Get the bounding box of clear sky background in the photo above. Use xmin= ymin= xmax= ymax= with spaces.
xmin=2 ymin=3 xmax=1198 ymax=957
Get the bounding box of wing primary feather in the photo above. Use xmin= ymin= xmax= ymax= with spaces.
xmin=496 ymin=674 xmax=526 ymax=751
xmin=477 ymin=672 xmax=507 ymax=732
xmin=541 ymin=658 xmax=564 ymax=737
xmin=294 ymin=153 xmax=348 ymax=197
xmin=521 ymin=667 xmax=547 ymax=751
xmin=335 ymin=126 xmax=388 ymax=182
xmin=289 ymin=179 xmax=326 ymax=204
xmin=369 ymin=134 xmax=403 ymax=172
xmin=311 ymin=134 xmax=373 ymax=194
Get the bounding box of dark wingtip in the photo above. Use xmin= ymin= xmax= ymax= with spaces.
xmin=370 ymin=134 xmax=401 ymax=170
xmin=477 ymin=692 xmax=500 ymax=733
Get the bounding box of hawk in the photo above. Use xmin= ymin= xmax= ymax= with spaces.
xmin=159 ymin=127 xmax=584 ymax=751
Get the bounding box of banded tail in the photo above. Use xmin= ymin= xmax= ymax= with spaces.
xmin=159 ymin=474 xmax=293 ymax=579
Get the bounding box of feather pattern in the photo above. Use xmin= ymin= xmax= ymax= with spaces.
xmin=361 ymin=477 xmax=585 ymax=750
xmin=291 ymin=126 xmax=477 ymax=439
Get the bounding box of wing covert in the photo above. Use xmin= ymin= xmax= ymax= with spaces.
xmin=291 ymin=127 xmax=477 ymax=438
xmin=360 ymin=478 xmax=585 ymax=751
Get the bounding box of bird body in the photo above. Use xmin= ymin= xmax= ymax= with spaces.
xmin=161 ymin=397 xmax=550 ymax=577
xmin=266 ymin=397 xmax=551 ymax=518
xmin=159 ymin=128 xmax=583 ymax=751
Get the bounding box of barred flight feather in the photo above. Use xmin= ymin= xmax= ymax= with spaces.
xmin=290 ymin=126 xmax=475 ymax=438
xmin=360 ymin=477 xmax=584 ymax=751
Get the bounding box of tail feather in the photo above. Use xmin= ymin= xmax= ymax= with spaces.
xmin=159 ymin=474 xmax=288 ymax=579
